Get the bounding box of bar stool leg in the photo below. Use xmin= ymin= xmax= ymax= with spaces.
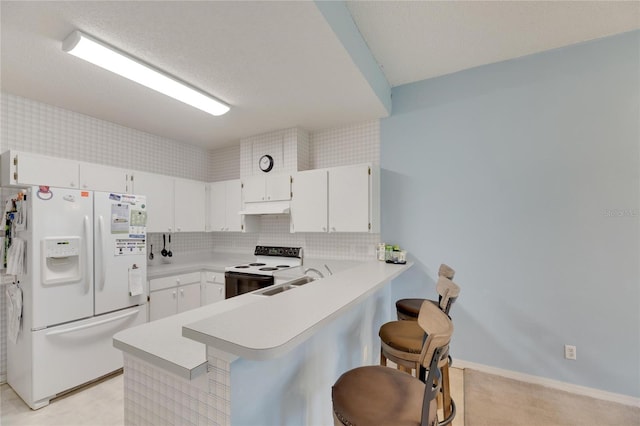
xmin=441 ymin=363 xmax=452 ymax=419
xmin=380 ymin=349 xmax=387 ymax=367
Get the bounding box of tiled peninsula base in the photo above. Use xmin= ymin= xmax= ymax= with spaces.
xmin=123 ymin=355 xmax=231 ymax=426
xmin=122 ymin=284 xmax=392 ymax=425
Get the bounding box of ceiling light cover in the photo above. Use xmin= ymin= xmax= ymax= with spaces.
xmin=62 ymin=30 xmax=230 ymax=116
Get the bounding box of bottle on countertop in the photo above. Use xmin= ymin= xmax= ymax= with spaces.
xmin=377 ymin=243 xmax=386 ymax=261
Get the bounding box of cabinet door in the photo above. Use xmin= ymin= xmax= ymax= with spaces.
xmin=207 ymin=181 xmax=227 ymax=231
xmin=133 ymin=171 xmax=174 ymax=233
xmin=177 ymin=282 xmax=201 ymax=313
xmin=149 ymin=288 xmax=177 ymax=321
xmin=174 ymin=178 xmax=206 ymax=232
xmin=291 ymin=169 xmax=328 ymax=232
xmin=265 ymin=174 xmax=291 ymax=201
xmin=14 ymin=151 xmax=79 ymax=188
xmin=242 ymin=176 xmax=266 ymax=202
xmin=203 ymin=282 xmax=225 ymax=305
xmin=79 ymin=163 xmax=130 ymax=193
xmin=225 ymin=180 xmax=243 ymax=232
xmin=329 ymin=164 xmax=370 ymax=232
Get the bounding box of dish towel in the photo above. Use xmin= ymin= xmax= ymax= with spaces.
xmin=129 ymin=267 xmax=143 ymax=296
xmin=6 ymin=282 xmax=23 ymax=343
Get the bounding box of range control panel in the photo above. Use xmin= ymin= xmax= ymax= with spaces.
xmin=254 ymin=246 xmax=302 ymax=258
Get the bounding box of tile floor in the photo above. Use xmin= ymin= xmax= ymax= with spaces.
xmin=1 ymin=368 xmax=465 ymax=425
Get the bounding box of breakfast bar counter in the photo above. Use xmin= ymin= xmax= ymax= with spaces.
xmin=114 ymin=259 xmax=412 ymax=426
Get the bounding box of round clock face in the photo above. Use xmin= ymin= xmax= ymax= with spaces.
xmin=259 ymin=154 xmax=274 ymax=172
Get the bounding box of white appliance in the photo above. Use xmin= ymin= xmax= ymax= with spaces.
xmin=224 ymin=246 xmax=302 ymax=298
xmin=7 ymin=186 xmax=148 ymax=409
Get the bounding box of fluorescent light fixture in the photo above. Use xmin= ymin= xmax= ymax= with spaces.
xmin=62 ymin=30 xmax=230 ymax=116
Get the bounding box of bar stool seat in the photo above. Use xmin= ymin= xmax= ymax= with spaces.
xmin=396 ymin=264 xmax=457 ymax=320
xmin=333 ymin=301 xmax=452 ymax=426
xmin=332 ymin=365 xmax=427 ymax=426
xmin=397 ymin=298 xmax=439 ymax=319
xmin=379 ymin=318 xmax=425 ymax=354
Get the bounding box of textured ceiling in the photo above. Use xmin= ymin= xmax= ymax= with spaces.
xmin=0 ymin=1 xmax=386 ymax=149
xmin=1 ymin=1 xmax=639 ymax=149
xmin=347 ymin=1 xmax=640 ymax=87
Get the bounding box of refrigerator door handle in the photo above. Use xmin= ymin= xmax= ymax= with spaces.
xmin=83 ymin=215 xmax=91 ymax=294
xmin=45 ymin=309 xmax=140 ymax=336
xmin=98 ymin=215 xmax=107 ymax=290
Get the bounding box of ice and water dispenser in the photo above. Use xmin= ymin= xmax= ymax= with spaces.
xmin=41 ymin=237 xmax=82 ymax=284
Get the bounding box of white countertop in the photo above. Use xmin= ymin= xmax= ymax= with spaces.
xmin=183 ymin=260 xmax=412 ymax=360
xmin=146 ymin=252 xmax=254 ymax=278
xmin=114 ymin=257 xmax=411 ymax=379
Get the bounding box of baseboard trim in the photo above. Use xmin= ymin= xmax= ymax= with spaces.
xmin=452 ymin=359 xmax=640 ymax=408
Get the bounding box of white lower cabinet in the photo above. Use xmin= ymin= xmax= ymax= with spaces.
xmin=202 ymin=271 xmax=225 ymax=305
xmin=149 ymin=272 xmax=202 ymax=321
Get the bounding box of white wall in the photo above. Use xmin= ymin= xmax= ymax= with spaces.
xmin=381 ymin=30 xmax=640 ymax=397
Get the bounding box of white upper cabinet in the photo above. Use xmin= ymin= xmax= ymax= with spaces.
xmin=132 ymin=173 xmax=205 ymax=233
xmin=242 ymin=174 xmax=291 ymax=202
xmin=79 ymin=162 xmax=131 ymax=193
xmin=174 ymin=178 xmax=206 ymax=232
xmin=132 ymin=171 xmax=174 ymax=233
xmin=1 ymin=150 xmax=79 ymax=189
xmin=328 ymin=164 xmax=380 ymax=233
xmin=290 ymin=169 xmax=328 ymax=233
xmin=207 ymin=180 xmax=242 ymax=232
xmin=290 ymin=164 xmax=379 ymax=234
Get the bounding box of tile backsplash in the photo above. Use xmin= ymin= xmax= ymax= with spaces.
xmin=0 ymin=92 xmax=380 ymax=383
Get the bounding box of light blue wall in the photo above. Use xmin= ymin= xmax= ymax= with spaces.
xmin=381 ymin=30 xmax=640 ymax=397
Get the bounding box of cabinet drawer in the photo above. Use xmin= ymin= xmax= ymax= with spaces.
xmin=203 ymin=271 xmax=225 ymax=284
xmin=149 ymin=272 xmax=201 ymax=291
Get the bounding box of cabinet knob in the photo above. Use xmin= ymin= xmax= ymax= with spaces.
xmin=180 ymin=288 xmax=184 ymax=296
xmin=70 ymin=183 xmax=75 ymax=187
xmin=267 ymin=196 xmax=271 ymax=200
xmin=176 ymin=279 xmax=180 ymax=284
xmin=172 ymin=291 xmax=177 ymax=298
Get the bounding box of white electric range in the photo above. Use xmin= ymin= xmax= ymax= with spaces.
xmin=224 ymin=246 xmax=303 ymax=298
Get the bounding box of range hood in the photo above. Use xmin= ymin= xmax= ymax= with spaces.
xmin=238 ymin=201 xmax=290 ymax=216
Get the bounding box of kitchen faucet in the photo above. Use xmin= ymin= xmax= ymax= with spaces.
xmin=304 ymin=267 xmax=324 ymax=279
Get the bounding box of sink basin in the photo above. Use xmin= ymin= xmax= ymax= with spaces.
xmin=256 ymin=276 xmax=316 ymax=296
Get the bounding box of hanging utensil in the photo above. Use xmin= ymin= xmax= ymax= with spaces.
xmin=167 ymin=233 xmax=173 ymax=257
xmin=149 ymin=244 xmax=154 ymax=260
xmin=161 ymin=234 xmax=168 ymax=257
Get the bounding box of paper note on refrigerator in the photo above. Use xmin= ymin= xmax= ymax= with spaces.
xmin=128 ymin=267 xmax=143 ymax=296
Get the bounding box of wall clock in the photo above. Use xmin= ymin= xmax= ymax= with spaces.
xmin=259 ymin=154 xmax=274 ymax=172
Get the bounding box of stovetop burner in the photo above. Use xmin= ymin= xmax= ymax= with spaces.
xmin=225 ymin=246 xmax=303 ymax=276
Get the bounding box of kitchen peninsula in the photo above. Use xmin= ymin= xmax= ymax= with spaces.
xmin=113 ymin=259 xmax=412 ymax=425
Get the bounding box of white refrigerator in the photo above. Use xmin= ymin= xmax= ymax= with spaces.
xmin=7 ymin=186 xmax=148 ymax=409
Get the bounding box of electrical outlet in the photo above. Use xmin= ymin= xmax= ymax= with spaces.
xmin=564 ymin=344 xmax=577 ymax=360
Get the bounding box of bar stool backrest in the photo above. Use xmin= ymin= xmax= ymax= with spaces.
xmin=438 ymin=264 xmax=455 ymax=280
xmin=417 ymin=300 xmax=454 ymax=375
xmin=436 ymin=276 xmax=460 ymax=314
